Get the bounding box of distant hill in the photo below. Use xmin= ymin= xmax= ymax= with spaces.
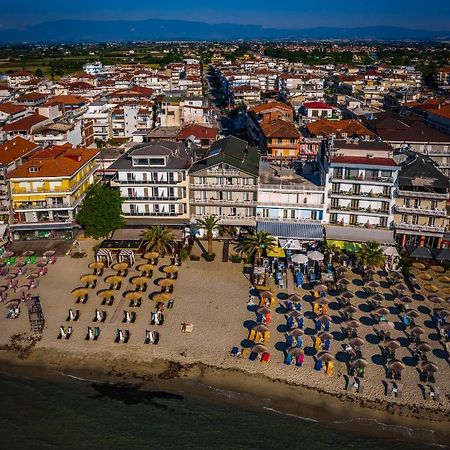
xmin=0 ymin=19 xmax=448 ymax=43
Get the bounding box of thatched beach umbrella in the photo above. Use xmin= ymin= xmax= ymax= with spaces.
xmin=289 ymin=328 xmax=305 ymax=338
xmin=80 ymin=274 xmax=98 ymax=284
xmin=438 ymin=275 xmax=450 ymax=284
xmin=318 ymin=314 xmax=332 ymax=324
xmin=163 ymin=265 xmax=179 ymax=275
xmin=288 ymin=347 xmax=304 ymax=357
xmin=288 ymin=310 xmax=303 ymax=319
xmin=428 ymin=295 xmax=443 ymax=304
xmin=387 ymin=359 xmax=406 ymax=372
xmin=288 ymin=293 xmax=302 ymax=303
xmin=143 ymin=251 xmax=159 ymax=262
xmin=71 ymin=287 xmax=88 ymax=298
xmin=158 ymin=278 xmax=174 ymax=288
xmin=15 ymin=285 xmax=29 ymax=294
xmin=350 ymin=357 xmax=368 ymax=369
xmin=22 ymin=250 xmax=35 ymax=257
xmin=36 ymin=261 xmax=48 ymax=268
xmin=374 ymin=307 xmax=390 ymax=316
xmin=315 ymin=284 xmax=328 ymax=293
xmin=394 ymin=283 xmax=408 ymax=292
xmin=367 ymin=280 xmax=380 ymax=289
xmin=341 ymin=291 xmax=354 ymax=300
xmin=416 ymin=342 xmax=432 ymax=353
xmin=257 ymin=306 xmax=271 ymax=315
xmin=292 ymin=254 xmax=308 ymax=265
xmin=307 ymin=251 xmax=324 ymax=262
xmin=97 ymin=289 xmax=115 ymax=299
xmin=383 ymin=339 xmax=401 ymax=350
xmin=390 ymin=270 xmax=403 ymax=279
xmin=43 ymin=250 xmax=55 ymax=258
xmin=412 ymin=262 xmax=426 ymax=270
xmin=318 ymin=331 xmax=333 ymax=341
xmin=344 ymin=319 xmax=360 ymax=329
xmin=374 ymin=321 xmax=394 ymax=331
xmin=5 ymin=273 xmax=17 ymax=280
xmin=442 ymin=287 xmax=450 ymax=296
xmin=343 ymin=305 xmax=358 ymax=315
xmin=153 ymin=293 xmax=170 ymax=303
xmin=3 ymin=251 xmax=14 ymax=258
xmin=422 ymin=361 xmax=439 ymax=373
xmin=372 ymin=293 xmax=385 ymax=303
xmin=410 ymin=325 xmax=425 ymax=336
xmin=89 ymin=261 xmax=104 ymax=271
xmin=338 ymin=278 xmax=351 ymax=286
xmin=349 ymin=337 xmax=365 ymax=348
xmin=406 ymin=309 xmax=420 ymax=318
xmin=105 ymin=275 xmax=123 ymax=285
xmin=424 ymin=284 xmax=439 ymax=293
xmin=5 ymin=299 xmax=20 ymax=308
xmin=365 ymin=268 xmax=377 ymax=276
xmin=420 ymin=273 xmax=433 ymax=281
xmin=316 ymin=297 xmax=330 ymax=306
xmin=131 ymin=276 xmax=150 ymax=286
xmin=125 ymin=291 xmax=142 ymax=302
xmin=112 ymin=262 xmax=129 ymax=272
xmin=137 ymin=263 xmax=155 ymax=274
xmin=431 ymin=265 xmax=445 ymax=273
xmin=251 ymin=344 xmax=268 ymax=354
xmin=253 ymin=324 xmax=269 ymax=333
xmin=317 ymin=351 xmax=334 ymax=362
xmin=399 ymin=295 xmax=413 ymax=304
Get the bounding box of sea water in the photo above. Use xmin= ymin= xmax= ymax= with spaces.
xmin=0 ymin=372 xmax=436 ymax=450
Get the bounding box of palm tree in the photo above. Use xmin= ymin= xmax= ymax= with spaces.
xmin=323 ymin=241 xmax=342 ymax=264
xmin=356 ymin=241 xmax=385 ymax=268
xmin=198 ymin=214 xmax=220 ymax=255
xmin=240 ymin=230 xmax=276 ymax=265
xmin=141 ymin=225 xmax=174 ymax=256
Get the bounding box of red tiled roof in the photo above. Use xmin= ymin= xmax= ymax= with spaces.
xmin=304 ymin=101 xmax=334 ymax=109
xmin=2 ymin=113 xmax=49 ymax=132
xmin=0 ymin=137 xmax=39 ymax=166
xmin=178 ymin=124 xmax=218 ymax=140
xmin=0 ymin=103 xmax=27 ymax=115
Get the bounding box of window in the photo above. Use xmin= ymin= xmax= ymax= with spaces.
xmin=148 ymin=158 xmax=165 ymax=166
xmin=262 ymin=208 xmax=268 ymax=218
xmin=414 ymin=199 xmax=420 ymax=208
xmin=428 ymin=217 xmax=435 ymax=227
xmin=431 ymin=200 xmax=438 ymax=209
xmin=412 ymin=215 xmax=419 ymax=225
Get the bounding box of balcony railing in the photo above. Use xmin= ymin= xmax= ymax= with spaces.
xmin=397 ymin=190 xmax=448 ymax=200
xmin=328 ymin=206 xmax=391 ymax=216
xmin=114 ymin=178 xmax=183 ymax=185
xmin=190 ymin=198 xmax=257 ymax=206
xmin=329 ymin=221 xmax=390 ymax=230
xmin=122 ymin=211 xmax=184 ymax=217
xmin=123 ymin=196 xmax=183 ymax=201
xmin=329 ymin=190 xmax=390 ymax=199
xmin=394 ymin=222 xmax=446 ymax=233
xmin=258 ymin=201 xmax=324 ymax=209
xmin=394 ymin=205 xmax=447 ymax=217
xmin=190 ymin=183 xmax=257 ymax=190
xmin=12 ymin=218 xmax=73 ymax=225
xmin=13 ymin=202 xmax=75 ymax=210
xmin=191 ymin=214 xmax=256 ymax=224
xmin=331 ymin=175 xmax=394 ymax=184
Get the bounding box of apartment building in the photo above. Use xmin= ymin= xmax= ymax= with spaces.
xmin=189 ymin=136 xmax=260 ymax=226
xmin=83 ymin=102 xmax=113 ymax=143
xmin=0 ymin=137 xmax=40 ymax=223
xmin=321 ymin=140 xmax=399 ymax=243
xmin=394 ymin=153 xmax=449 ymax=249
xmin=110 ymin=141 xmax=193 ymax=224
xmin=8 ymin=145 xmax=99 ymax=241
xmin=231 ymin=85 xmax=262 ymax=106
xmin=111 ymin=105 xmax=153 ymax=140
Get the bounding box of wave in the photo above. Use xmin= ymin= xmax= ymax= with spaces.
xmin=263 ymin=407 xmax=319 ymax=423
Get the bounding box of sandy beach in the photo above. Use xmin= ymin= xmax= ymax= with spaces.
xmin=0 ymin=239 xmax=449 ymax=446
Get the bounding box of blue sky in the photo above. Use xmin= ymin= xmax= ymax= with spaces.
xmin=1 ymin=0 xmax=449 ymax=29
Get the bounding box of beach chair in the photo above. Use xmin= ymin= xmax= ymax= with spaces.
xmin=314 ymin=359 xmax=323 ymax=371
xmin=284 ymin=354 xmax=293 ymax=365
xmin=261 ymin=352 xmax=270 ymax=363
xmin=297 ymin=337 xmax=303 ymax=348
xmin=314 ymin=337 xmax=321 ymax=351
xmin=423 ymin=385 xmax=431 ymax=400
xmin=326 ymin=361 xmax=334 ymax=376
xmin=296 ymin=354 xmax=305 ymax=367
xmin=313 ymin=303 xmax=320 ymax=316
xmin=248 ymin=329 xmax=256 ymax=341
xmin=324 ymin=321 xmax=330 ymax=332
xmin=249 ymin=352 xmax=258 ymax=361
xmin=386 ymin=382 xmax=393 ymax=397
xmin=315 ymin=320 xmax=322 ymax=332
xmin=241 ymin=348 xmax=250 ymax=358
xmin=264 ymin=331 xmax=270 ymax=345
xmin=256 ymin=313 xmax=263 ymax=323
xmin=231 ymin=346 xmax=239 ymax=357
xmin=286 ymin=335 xmax=293 ymax=347
xmin=324 ymin=339 xmax=330 ymax=351
xmin=286 ymin=317 xmax=294 ymax=329
xmin=357 ymin=379 xmax=365 ymax=394
xmin=395 ymin=383 xmax=403 ymax=399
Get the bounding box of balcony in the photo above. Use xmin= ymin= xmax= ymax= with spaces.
xmin=123 ymin=196 xmax=183 ymax=202
xmin=331 ymin=175 xmax=394 ymax=185
xmin=190 ymin=183 xmax=257 ymax=191
xmin=394 ymin=205 xmax=447 ymax=217
xmin=191 ymin=214 xmax=256 ymax=226
xmin=328 ymin=206 xmax=391 ymax=216
xmin=397 ymin=190 xmax=448 ymax=200
xmin=191 ymin=198 xmax=256 ymax=207
xmin=329 ymin=221 xmax=390 ymax=230
xmin=394 ymin=222 xmax=446 ymax=233
xmin=258 ymin=201 xmax=324 ymax=209
xmin=122 ymin=211 xmax=184 ymax=217
xmin=13 ymin=201 xmax=77 ymax=211
xmin=12 ymin=218 xmax=73 ymax=225
xmin=328 ymin=190 xmax=390 ymax=200
xmin=114 ymin=178 xmax=183 ymax=185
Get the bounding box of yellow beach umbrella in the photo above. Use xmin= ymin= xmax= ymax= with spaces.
xmin=420 ymin=273 xmax=433 ymax=281
xmin=131 ymin=276 xmax=150 ymax=286
xmin=80 ymin=274 xmax=98 ymax=284
xmin=143 ymin=251 xmax=159 ymax=260
xmin=158 ymin=278 xmax=174 ymax=288
xmin=112 ymin=262 xmax=129 ymax=272
xmin=153 ymin=292 xmax=170 ymax=302
xmin=442 ymin=287 xmax=450 ymax=296
xmin=105 ymin=275 xmax=123 ymax=285
xmin=424 ymin=284 xmax=439 ymax=292
xmin=97 ymin=289 xmax=115 ymax=299
xmin=163 ymin=265 xmax=178 ymax=274
xmin=431 ymin=265 xmax=445 ymax=273
xmin=412 ymin=262 xmax=426 ymax=270
xmin=125 ymin=291 xmax=143 ymax=301
xmin=260 ymin=291 xmax=274 ymax=299
xmin=138 ymin=263 xmax=155 ymax=273
xmin=255 ymin=285 xmax=271 ymax=291
xmin=89 ymin=261 xmax=104 ymax=270
xmin=438 ymin=275 xmax=450 ymax=284
xmin=71 ymin=287 xmax=88 ymax=298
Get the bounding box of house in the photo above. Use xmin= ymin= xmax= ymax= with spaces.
xmin=0 ymin=103 xmax=28 ymax=126
xmin=189 ymin=136 xmax=260 ymax=225
xmin=2 ymin=113 xmax=51 ymax=141
xmin=394 ymin=153 xmax=449 ymax=249
xmin=8 ymin=145 xmax=99 ymax=241
xmin=231 ymin=85 xmax=261 ymax=106
xmin=248 ymin=101 xmax=294 ymax=124
xmin=177 ymin=124 xmax=218 ymax=149
xmin=16 ymin=92 xmax=47 ymax=107
xmin=260 ymin=119 xmax=301 ymax=160
xmin=32 ymin=122 xmax=83 ymax=147
xmin=109 ymin=141 xmax=193 ymax=224
xmin=321 ymin=140 xmax=399 ymax=244
xmin=305 ymin=119 xmax=376 ymax=141
xmin=0 ymin=137 xmax=40 ymax=222
xmin=299 ymin=102 xmax=341 ymax=125
xmin=7 ymin=71 xmax=34 ymax=89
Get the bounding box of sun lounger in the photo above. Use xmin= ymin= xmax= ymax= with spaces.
xmin=324 ymin=339 xmax=330 ymax=351
xmin=264 ymin=332 xmax=270 ymax=345
xmin=265 ymin=314 xmax=271 ymax=324
xmin=241 ymin=348 xmax=250 ymax=358
xmin=296 ymin=354 xmax=305 ymax=367
xmin=231 ymin=346 xmax=239 ymax=357
xmin=395 ymin=383 xmax=403 ymax=398
xmin=326 ymin=361 xmax=334 ymax=376
xmin=284 ymin=354 xmax=293 ymax=365
xmin=345 ymin=376 xmax=355 ymax=392
xmin=314 ymin=337 xmax=321 ymax=351
xmin=286 ymin=335 xmax=293 ymax=347
xmin=324 ymin=321 xmax=330 ymax=332
xmin=315 ymin=320 xmax=322 ymax=332
xmin=357 ymin=379 xmax=365 ymax=394
xmin=314 ymin=359 xmax=323 ymax=371
xmin=286 ymin=317 xmax=294 ymax=329
xmin=386 ymin=382 xmax=393 ymax=397
xmin=423 ymin=384 xmax=431 ymax=400
xmin=49 ymin=256 xmax=57 ymax=264
xmin=297 ymin=337 xmax=303 ymax=348
xmin=256 ymin=313 xmax=263 ymax=323
xmin=297 ymin=317 xmax=304 ymax=329
xmin=295 ymin=303 xmax=302 ymax=311
xmin=249 ymin=352 xmax=258 ymax=361
xmin=314 ymin=303 xmax=320 ymax=316
xmin=432 ymin=386 xmax=440 ymax=401
xmin=285 ymin=300 xmax=293 ymax=311
xmin=261 ymin=352 xmax=270 ymax=363
xmin=124 ymin=330 xmax=130 ymax=343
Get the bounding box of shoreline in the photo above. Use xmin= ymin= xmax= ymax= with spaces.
xmin=1 ymin=347 xmax=449 ymax=448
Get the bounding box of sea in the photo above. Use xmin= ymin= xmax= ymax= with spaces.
xmin=0 ymin=371 xmax=441 ymax=450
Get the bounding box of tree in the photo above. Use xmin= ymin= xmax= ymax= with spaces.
xmin=323 ymin=241 xmax=342 ymax=264
xmin=356 ymin=241 xmax=385 ymax=269
xmin=34 ymin=68 xmax=44 ymax=78
xmin=76 ymin=184 xmax=124 ymax=239
xmin=239 ymin=230 xmax=276 ymax=265
xmin=197 ymin=214 xmax=220 ymax=255
xmin=141 ymin=225 xmax=174 ymax=256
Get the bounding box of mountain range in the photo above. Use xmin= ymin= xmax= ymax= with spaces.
xmin=0 ymin=19 xmax=448 ymax=43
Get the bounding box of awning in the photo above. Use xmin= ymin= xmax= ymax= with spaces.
xmin=10 ymin=223 xmax=77 ymax=231
xmin=279 ymin=239 xmax=303 ymax=251
xmin=406 ymin=245 xmax=433 ymax=259
xmin=267 ymin=247 xmax=286 ymax=258
xmin=432 ymin=247 xmax=450 ymax=261
xmin=257 ymin=221 xmax=323 ymax=241
xmin=381 ymin=245 xmax=400 ymax=257
xmin=324 ymin=225 xmax=395 ymax=245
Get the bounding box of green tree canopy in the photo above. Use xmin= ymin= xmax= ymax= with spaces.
xmin=141 ymin=225 xmax=175 ymax=255
xmin=198 ymin=214 xmax=220 ymax=255
xmin=238 ymin=230 xmax=276 ymax=265
xmin=76 ymin=184 xmax=124 ymax=239
xmin=356 ymin=241 xmax=385 ymax=269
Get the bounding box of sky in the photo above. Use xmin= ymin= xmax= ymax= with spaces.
xmin=0 ymin=0 xmax=449 ymax=30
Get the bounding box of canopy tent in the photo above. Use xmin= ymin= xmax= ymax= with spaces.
xmin=266 ymin=247 xmax=286 ymax=258
xmin=96 ymin=248 xmax=113 ymax=266
xmin=118 ymin=249 xmax=135 ymax=265
xmin=432 ymin=247 xmax=450 ymax=261
xmin=381 ymin=245 xmax=400 ymax=258
xmin=279 ymin=239 xmax=303 ymax=251
xmin=99 ymin=240 xmax=142 ymax=250
xmin=406 ymin=245 xmax=433 ymax=260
